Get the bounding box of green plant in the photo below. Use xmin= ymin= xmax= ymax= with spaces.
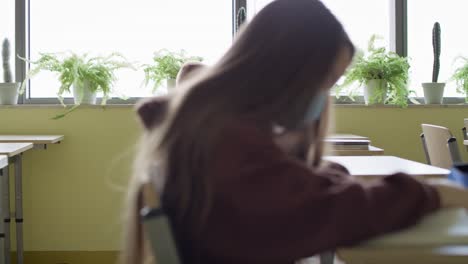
xmin=143 ymin=49 xmax=202 ymax=92
xmin=337 ymin=35 xmax=411 ymax=107
xmin=451 ymin=57 xmax=468 ymax=103
xmin=2 ymin=38 xmax=13 ymax=83
xmin=21 ymin=52 xmax=134 ymax=118
xmin=432 ymin=22 xmax=441 ymax=83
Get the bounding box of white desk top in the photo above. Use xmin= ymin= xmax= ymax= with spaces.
xmin=324 ymin=156 xmax=449 ymax=179
xmin=464 ymin=140 xmax=467 ymax=146
xmin=339 ymin=209 xmax=468 ymax=263
xmin=0 ymin=155 xmax=7 ymax=169
xmin=0 ymin=135 xmax=64 ymax=144
xmin=0 ymin=143 xmax=34 ymax=157
xmin=363 ymin=208 xmax=468 ymax=246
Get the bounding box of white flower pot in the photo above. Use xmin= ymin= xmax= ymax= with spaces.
xmin=0 ymin=83 xmax=20 ymax=105
xmin=422 ymin=83 xmax=445 ymax=104
xmin=73 ymin=81 xmax=97 ymax=105
xmin=364 ymin=79 xmax=387 ymax=105
xmin=166 ymin=79 xmax=176 ymax=90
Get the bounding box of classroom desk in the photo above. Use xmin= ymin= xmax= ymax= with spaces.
xmin=464 ymin=140 xmax=467 ymax=146
xmin=0 ymin=143 xmax=34 ymax=264
xmin=0 ymin=136 xmax=63 ymax=264
xmin=0 ymin=135 xmax=64 ymax=150
xmin=338 ymin=208 xmax=468 ymax=264
xmin=324 ymin=156 xmax=450 ymax=180
xmin=0 ymin=155 xmax=8 ymax=264
xmin=328 ymin=134 xmax=369 ymax=140
xmin=328 ymin=146 xmax=384 ymax=156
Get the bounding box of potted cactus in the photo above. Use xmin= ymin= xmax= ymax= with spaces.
xmin=0 ymin=38 xmax=20 ymax=105
xmin=422 ymin=22 xmax=445 ymax=104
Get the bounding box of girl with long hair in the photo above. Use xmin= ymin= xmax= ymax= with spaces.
xmin=124 ymin=0 xmax=468 ymax=263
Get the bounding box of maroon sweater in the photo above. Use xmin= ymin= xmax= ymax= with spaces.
xmin=168 ymin=119 xmax=440 ymax=263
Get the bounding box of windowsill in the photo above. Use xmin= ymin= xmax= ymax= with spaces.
xmin=0 ymin=104 xmax=135 ymax=109
xmin=1 ymin=96 xmax=466 ymax=109
xmin=334 ymin=104 xmax=468 ymax=108
xmin=1 ymin=103 xmax=467 ymax=109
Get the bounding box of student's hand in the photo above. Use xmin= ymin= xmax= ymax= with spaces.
xmin=273 ymin=128 xmax=307 ymax=156
xmin=273 ymin=124 xmax=315 ymax=160
xmin=426 ymin=178 xmax=468 ymax=209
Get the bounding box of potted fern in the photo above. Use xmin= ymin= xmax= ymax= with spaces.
xmin=338 ymin=35 xmax=411 ymax=107
xmin=0 ymin=38 xmax=20 ymax=105
xmin=21 ymin=52 xmax=134 ymax=106
xmin=143 ymin=49 xmax=202 ymax=93
xmin=451 ymin=56 xmax=468 ymax=103
xmin=422 ymin=22 xmax=445 ymax=104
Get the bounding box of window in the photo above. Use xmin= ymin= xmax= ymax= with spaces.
xmin=248 ymin=0 xmax=391 ymax=51
xmin=29 ymin=0 xmax=232 ymax=99
xmin=408 ymin=0 xmax=468 ymax=97
xmin=247 ymin=0 xmax=391 ymax=96
xmin=0 ymin=0 xmax=15 ymax=82
xmin=13 ymin=0 xmax=468 ymax=103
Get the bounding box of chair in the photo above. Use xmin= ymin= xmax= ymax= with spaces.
xmin=463 ymin=126 xmax=467 ymax=151
xmin=140 ymin=182 xmax=335 ymax=264
xmin=420 ymin=124 xmax=463 ymax=169
xmin=141 ymin=183 xmax=181 ymax=264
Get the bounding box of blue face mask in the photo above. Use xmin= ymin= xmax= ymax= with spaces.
xmin=302 ymin=92 xmax=327 ymax=125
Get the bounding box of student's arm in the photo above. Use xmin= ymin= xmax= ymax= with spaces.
xmin=204 ymin=123 xmax=441 ymax=262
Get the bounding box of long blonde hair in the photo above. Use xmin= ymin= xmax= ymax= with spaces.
xmin=122 ymin=0 xmax=354 ymax=263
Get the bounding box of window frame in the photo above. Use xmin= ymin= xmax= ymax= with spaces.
xmin=14 ymin=0 xmax=466 ymax=105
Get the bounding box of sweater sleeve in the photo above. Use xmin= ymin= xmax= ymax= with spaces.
xmin=202 ymin=123 xmax=440 ymax=263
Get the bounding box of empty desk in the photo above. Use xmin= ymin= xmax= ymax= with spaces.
xmin=0 ymin=155 xmax=7 ymax=264
xmin=328 ymin=145 xmax=384 ymax=156
xmin=0 ymin=143 xmax=34 ymax=264
xmin=324 ymin=156 xmax=450 ymax=180
xmin=328 ymin=134 xmax=369 ymax=140
xmin=0 ymin=135 xmax=64 ymax=150
xmin=0 ymin=136 xmax=64 ymax=264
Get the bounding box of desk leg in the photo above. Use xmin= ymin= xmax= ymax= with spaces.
xmin=3 ymin=165 xmax=10 ymax=264
xmin=0 ymin=168 xmax=5 ymax=264
xmin=14 ymin=156 xmax=23 ymax=264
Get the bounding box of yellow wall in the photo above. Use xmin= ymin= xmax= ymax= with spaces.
xmin=334 ymin=105 xmax=468 ymax=163
xmin=0 ymin=105 xmax=467 ymax=257
xmin=0 ymin=106 xmax=139 ymax=252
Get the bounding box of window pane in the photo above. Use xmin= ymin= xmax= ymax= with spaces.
xmin=408 ymin=0 xmax=468 ymax=97
xmin=0 ymin=0 xmax=15 ymax=82
xmin=248 ymin=0 xmax=391 ymax=51
xmin=29 ymin=0 xmax=232 ymax=98
xmin=248 ymin=0 xmax=391 ymax=96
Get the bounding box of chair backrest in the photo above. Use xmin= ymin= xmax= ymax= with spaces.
xmin=141 ymin=183 xmax=181 ymax=264
xmin=421 ymin=124 xmax=462 ymax=169
xmin=463 ymin=120 xmax=468 ymax=151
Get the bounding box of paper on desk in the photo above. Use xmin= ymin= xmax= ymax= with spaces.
xmin=362 ymin=208 xmax=468 ymax=246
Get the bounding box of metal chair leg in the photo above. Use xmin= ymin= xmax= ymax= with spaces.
xmin=448 ymin=137 xmax=463 ymax=165
xmin=420 ymin=133 xmax=431 ymax=165
xmin=319 ymin=251 xmax=334 ymax=264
